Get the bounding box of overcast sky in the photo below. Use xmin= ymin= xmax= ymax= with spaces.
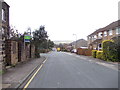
xmin=4 ymin=0 xmax=119 ymax=41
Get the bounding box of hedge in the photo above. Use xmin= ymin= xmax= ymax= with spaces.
xmin=39 ymin=49 xmax=50 ymax=53
xmin=92 ymin=50 xmax=97 ymax=58
xmin=112 ymin=36 xmax=120 ymax=62
xmin=96 ymin=51 xmax=103 ymax=59
xmin=102 ymin=40 xmax=118 ymax=62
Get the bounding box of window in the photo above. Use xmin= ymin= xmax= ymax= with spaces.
xmin=98 ymin=43 xmax=102 ymax=50
xmin=98 ymin=32 xmax=102 ymax=38
xmin=93 ymin=35 xmax=97 ymax=40
xmin=2 ymin=9 xmax=6 ymax=21
xmin=2 ymin=28 xmax=4 ymax=34
xmin=104 ymin=31 xmax=107 ymax=37
xmin=116 ymin=27 xmax=120 ymax=34
xmin=108 ymin=30 xmax=112 ymax=35
xmin=1 ymin=28 xmax=5 ymax=40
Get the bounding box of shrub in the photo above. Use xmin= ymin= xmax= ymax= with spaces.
xmin=39 ymin=49 xmax=49 ymax=53
xmin=96 ymin=51 xmax=103 ymax=59
xmin=112 ymin=36 xmax=120 ymax=62
xmin=102 ymin=40 xmax=118 ymax=62
xmin=92 ymin=50 xmax=97 ymax=58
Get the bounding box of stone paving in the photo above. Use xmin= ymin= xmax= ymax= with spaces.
xmin=2 ymin=56 xmax=46 ymax=89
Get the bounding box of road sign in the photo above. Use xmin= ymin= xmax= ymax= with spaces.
xmin=24 ymin=35 xmax=31 ymax=42
xmin=24 ymin=35 xmax=31 ymax=39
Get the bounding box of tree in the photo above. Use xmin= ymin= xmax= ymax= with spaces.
xmin=38 ymin=39 xmax=54 ymax=53
xmin=32 ymin=25 xmax=48 ymax=58
xmin=47 ymin=39 xmax=54 ymax=49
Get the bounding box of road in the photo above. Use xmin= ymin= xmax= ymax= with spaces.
xmin=26 ymin=51 xmax=118 ymax=88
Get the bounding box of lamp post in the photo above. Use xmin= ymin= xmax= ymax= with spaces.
xmin=73 ymin=34 xmax=77 ymax=49
xmin=47 ymin=37 xmax=48 ymax=52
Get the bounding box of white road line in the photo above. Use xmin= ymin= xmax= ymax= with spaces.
xmin=96 ymin=62 xmax=115 ymax=67
xmin=89 ymin=60 xmax=92 ymax=62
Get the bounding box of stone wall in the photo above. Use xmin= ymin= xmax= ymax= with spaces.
xmin=5 ymin=40 xmax=35 ymax=66
xmin=31 ymin=44 xmax=35 ymax=59
xmin=11 ymin=41 xmax=18 ymax=65
xmin=18 ymin=42 xmax=35 ymax=62
xmin=18 ymin=41 xmax=26 ymax=62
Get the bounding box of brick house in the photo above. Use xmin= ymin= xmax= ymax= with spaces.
xmin=87 ymin=20 xmax=120 ymax=50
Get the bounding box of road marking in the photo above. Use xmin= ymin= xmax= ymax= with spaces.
xmin=96 ymin=62 xmax=114 ymax=67
xmin=43 ymin=58 xmax=47 ymax=64
xmin=23 ymin=58 xmax=47 ymax=90
xmin=89 ymin=60 xmax=92 ymax=62
xmin=23 ymin=64 xmax=43 ymax=90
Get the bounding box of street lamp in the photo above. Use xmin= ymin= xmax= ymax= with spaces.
xmin=47 ymin=37 xmax=48 ymax=52
xmin=73 ymin=34 xmax=77 ymax=49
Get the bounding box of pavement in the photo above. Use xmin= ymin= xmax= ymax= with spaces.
xmin=2 ymin=56 xmax=46 ymax=89
xmin=26 ymin=51 xmax=118 ymax=88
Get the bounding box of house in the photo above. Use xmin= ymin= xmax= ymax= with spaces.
xmin=2 ymin=1 xmax=10 ymax=39
xmin=70 ymin=39 xmax=88 ymax=49
xmin=0 ymin=1 xmax=10 ymax=69
xmin=87 ymin=20 xmax=120 ymax=50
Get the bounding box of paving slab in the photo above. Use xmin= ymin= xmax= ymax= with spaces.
xmin=2 ymin=56 xmax=46 ymax=88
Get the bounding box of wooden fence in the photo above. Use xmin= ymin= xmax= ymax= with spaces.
xmin=77 ymin=48 xmax=92 ymax=56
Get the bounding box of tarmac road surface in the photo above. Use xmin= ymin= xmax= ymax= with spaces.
xmin=26 ymin=51 xmax=118 ymax=88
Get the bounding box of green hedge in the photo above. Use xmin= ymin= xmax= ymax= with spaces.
xmin=112 ymin=36 xmax=120 ymax=62
xmin=102 ymin=40 xmax=118 ymax=62
xmin=96 ymin=51 xmax=103 ymax=59
xmin=92 ymin=50 xmax=97 ymax=58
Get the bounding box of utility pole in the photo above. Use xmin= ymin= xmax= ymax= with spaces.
xmin=47 ymin=38 xmax=48 ymax=52
xmin=27 ymin=27 xmax=31 ymax=58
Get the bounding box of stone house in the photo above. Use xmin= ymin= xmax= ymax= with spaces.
xmin=87 ymin=20 xmax=120 ymax=50
xmin=0 ymin=1 xmax=36 ymax=67
xmin=0 ymin=1 xmax=10 ymax=69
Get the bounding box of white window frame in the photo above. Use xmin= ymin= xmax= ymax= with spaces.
xmin=93 ymin=35 xmax=97 ymax=40
xmin=108 ymin=30 xmax=112 ymax=35
xmin=2 ymin=9 xmax=6 ymax=21
xmin=104 ymin=31 xmax=107 ymax=37
xmin=116 ymin=27 xmax=120 ymax=34
xmin=2 ymin=27 xmax=4 ymax=34
xmin=98 ymin=32 xmax=102 ymax=38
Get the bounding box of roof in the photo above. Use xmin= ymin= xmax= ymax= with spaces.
xmin=2 ymin=1 xmax=10 ymax=7
xmin=88 ymin=20 xmax=120 ymax=36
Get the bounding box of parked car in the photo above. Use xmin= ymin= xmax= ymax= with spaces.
xmin=71 ymin=49 xmax=77 ymax=53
